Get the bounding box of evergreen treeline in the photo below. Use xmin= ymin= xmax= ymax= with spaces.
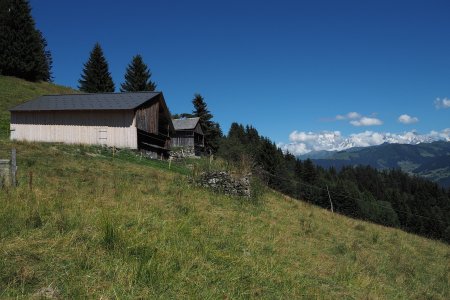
xmin=219 ymin=123 xmax=450 ymax=243
xmin=0 ymin=0 xmax=52 ymax=81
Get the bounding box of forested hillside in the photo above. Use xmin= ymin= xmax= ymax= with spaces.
xmin=308 ymin=141 xmax=450 ymax=187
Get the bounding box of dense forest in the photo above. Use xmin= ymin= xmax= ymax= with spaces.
xmin=218 ymin=123 xmax=450 ymax=243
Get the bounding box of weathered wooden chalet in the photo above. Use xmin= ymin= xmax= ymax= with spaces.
xmin=171 ymin=117 xmax=205 ymax=155
xmin=9 ymin=92 xmax=175 ymax=156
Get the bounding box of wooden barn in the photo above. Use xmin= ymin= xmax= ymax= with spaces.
xmin=171 ymin=117 xmax=205 ymax=156
xmin=9 ymin=92 xmax=175 ymax=156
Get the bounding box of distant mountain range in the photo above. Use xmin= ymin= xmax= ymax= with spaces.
xmin=300 ymin=141 xmax=450 ymax=188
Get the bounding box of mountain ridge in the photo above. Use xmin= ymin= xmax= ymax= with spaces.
xmin=305 ymin=141 xmax=450 ymax=187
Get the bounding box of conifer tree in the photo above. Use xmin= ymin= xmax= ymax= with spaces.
xmin=192 ymin=94 xmax=213 ymax=125
xmin=120 ymin=55 xmax=156 ymax=92
xmin=36 ymin=30 xmax=53 ymax=82
xmin=78 ymin=43 xmax=115 ymax=93
xmin=192 ymin=93 xmax=222 ymax=152
xmin=0 ymin=0 xmax=52 ymax=81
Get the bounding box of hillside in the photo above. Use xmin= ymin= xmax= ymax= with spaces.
xmin=0 ymin=76 xmax=76 ymax=138
xmin=308 ymin=141 xmax=450 ymax=187
xmin=0 ymin=140 xmax=449 ymax=298
xmin=0 ymin=78 xmax=449 ymax=298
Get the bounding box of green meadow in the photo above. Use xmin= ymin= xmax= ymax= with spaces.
xmin=0 ymin=76 xmax=448 ymax=298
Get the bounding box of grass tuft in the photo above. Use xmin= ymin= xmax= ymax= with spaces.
xmin=101 ymin=217 xmax=122 ymax=251
xmin=25 ymin=208 xmax=42 ymax=229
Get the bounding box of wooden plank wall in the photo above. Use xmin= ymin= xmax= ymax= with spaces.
xmin=10 ymin=110 xmax=138 ymax=149
xmin=136 ymin=102 xmax=159 ymax=134
xmin=171 ymin=136 xmax=195 ymax=147
xmin=10 ymin=124 xmax=138 ymax=149
xmin=11 ymin=110 xmax=134 ymax=127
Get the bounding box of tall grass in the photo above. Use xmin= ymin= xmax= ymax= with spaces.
xmin=0 ymin=140 xmax=449 ymax=298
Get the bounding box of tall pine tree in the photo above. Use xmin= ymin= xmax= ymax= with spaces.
xmin=0 ymin=0 xmax=52 ymax=81
xmin=192 ymin=93 xmax=222 ymax=152
xmin=78 ymin=43 xmax=115 ymax=93
xmin=192 ymin=94 xmax=213 ymax=124
xmin=120 ymin=55 xmax=156 ymax=92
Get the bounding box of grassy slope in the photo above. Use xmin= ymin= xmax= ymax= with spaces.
xmin=0 ymin=76 xmax=75 ymax=137
xmin=0 ymin=77 xmax=449 ymax=298
xmin=0 ymin=141 xmax=449 ymax=299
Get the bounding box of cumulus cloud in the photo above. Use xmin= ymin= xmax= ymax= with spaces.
xmin=288 ymin=131 xmax=342 ymax=154
xmin=349 ymin=117 xmax=383 ymax=127
xmin=434 ymin=97 xmax=450 ymax=109
xmin=398 ymin=114 xmax=419 ymax=124
xmin=279 ymin=128 xmax=450 ymax=156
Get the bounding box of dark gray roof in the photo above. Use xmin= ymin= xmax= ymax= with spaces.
xmin=172 ymin=117 xmax=200 ymax=130
xmin=9 ymin=92 xmax=161 ymax=111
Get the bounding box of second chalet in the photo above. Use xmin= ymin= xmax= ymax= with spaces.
xmin=171 ymin=117 xmax=205 ymax=156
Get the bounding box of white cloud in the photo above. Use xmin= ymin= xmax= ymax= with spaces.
xmin=398 ymin=114 xmax=419 ymax=124
xmin=279 ymin=128 xmax=450 ymax=156
xmin=335 ymin=111 xmax=361 ymax=120
xmin=283 ymin=142 xmax=309 ymax=155
xmin=429 ymin=128 xmax=450 ymax=140
xmin=288 ymin=131 xmax=342 ymax=154
xmin=350 ymin=117 xmax=383 ymax=127
xmin=334 ymin=112 xmax=383 ymax=127
xmin=435 ymin=97 xmax=450 ymax=109
xmin=347 ymin=112 xmax=362 ymax=119
xmin=347 ymin=131 xmax=386 ymax=146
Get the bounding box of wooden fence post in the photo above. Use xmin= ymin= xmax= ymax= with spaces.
xmin=11 ymin=148 xmax=16 ymax=187
xmin=326 ymin=185 xmax=334 ymax=213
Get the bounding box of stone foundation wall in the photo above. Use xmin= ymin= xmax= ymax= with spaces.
xmin=195 ymin=171 xmax=251 ymax=197
xmin=170 ymin=146 xmax=197 ymax=159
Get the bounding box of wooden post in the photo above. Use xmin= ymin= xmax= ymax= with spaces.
xmin=11 ymin=148 xmax=16 ymax=187
xmin=326 ymin=185 xmax=334 ymax=213
xmin=192 ymin=164 xmax=197 ymax=178
xmin=168 ymin=157 xmax=172 ymax=170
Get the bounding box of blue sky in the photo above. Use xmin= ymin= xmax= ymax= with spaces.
xmin=29 ymin=0 xmax=450 ymax=153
